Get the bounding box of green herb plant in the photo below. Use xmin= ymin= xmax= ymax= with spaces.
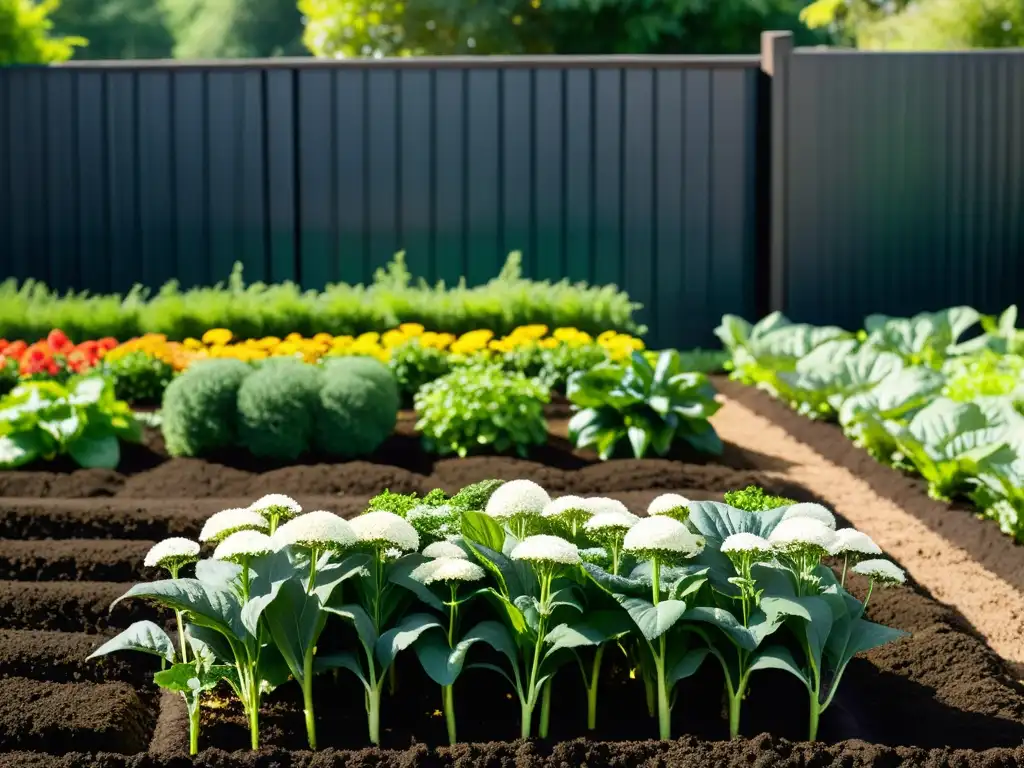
xmin=415 ymin=363 xmax=550 ymax=457
xmin=567 ymin=349 xmax=723 ymax=459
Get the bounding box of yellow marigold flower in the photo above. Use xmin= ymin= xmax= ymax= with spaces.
xmin=597 ymin=330 xmax=619 ymax=345
xmin=183 ymin=337 xmax=204 ymax=350
xmin=256 ymin=337 xmax=281 ymax=349
xmin=277 ymin=342 xmax=298 ymax=355
xmin=357 ymin=332 xmax=380 ymax=344
xmin=202 ymin=329 xmax=233 ymax=346
xmin=382 ymin=329 xmax=407 ymax=348
xmin=515 ymin=324 xmax=548 ymax=340
xmin=313 ymin=333 xmax=333 ymax=344
xmin=284 ymin=332 xmax=301 ymax=342
xmin=539 ymin=337 xmax=559 ymax=349
xmin=420 ymin=332 xmax=455 ymax=349
xmin=399 ymin=323 xmax=425 ymax=337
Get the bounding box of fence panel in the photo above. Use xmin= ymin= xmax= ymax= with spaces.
xmin=780 ymin=49 xmax=1024 ymax=330
xmin=0 ymin=58 xmax=763 ymax=349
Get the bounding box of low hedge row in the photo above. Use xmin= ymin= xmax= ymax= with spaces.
xmin=162 ymin=357 xmax=399 ymax=461
xmin=0 ymin=253 xmax=642 ymax=343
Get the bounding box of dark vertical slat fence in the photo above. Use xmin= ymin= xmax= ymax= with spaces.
xmin=776 ymin=48 xmax=1024 ymax=330
xmin=1 ymin=55 xmax=759 ymax=348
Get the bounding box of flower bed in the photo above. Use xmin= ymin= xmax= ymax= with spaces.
xmin=0 ymin=413 xmax=1021 ymax=768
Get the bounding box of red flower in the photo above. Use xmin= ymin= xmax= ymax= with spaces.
xmin=19 ymin=346 xmax=53 ymax=376
xmin=47 ymin=329 xmax=73 ymax=355
xmin=98 ymin=337 xmax=119 ymax=352
xmin=2 ymin=341 xmax=27 ymax=360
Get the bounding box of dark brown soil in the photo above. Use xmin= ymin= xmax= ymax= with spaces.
xmin=715 ymin=377 xmax=1024 ymax=593
xmin=0 ymin=407 xmax=1020 ymax=767
xmin=0 ymin=678 xmax=155 ymax=754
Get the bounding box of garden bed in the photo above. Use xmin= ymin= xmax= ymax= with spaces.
xmin=0 ymin=410 xmax=1022 ymax=767
xmin=715 ymin=377 xmax=1024 ymax=593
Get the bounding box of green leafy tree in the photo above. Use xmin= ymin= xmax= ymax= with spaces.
xmin=49 ymin=0 xmax=174 ymax=59
xmin=858 ymin=0 xmax=1024 ymax=49
xmin=301 ymin=0 xmax=824 ymax=58
xmin=163 ymin=0 xmax=305 ymax=57
xmin=0 ymin=0 xmax=84 ymax=63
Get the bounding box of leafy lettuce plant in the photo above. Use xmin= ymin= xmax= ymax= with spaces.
xmin=714 ymin=313 xmax=853 ymax=391
xmin=864 ymin=306 xmax=981 ymax=368
xmin=722 ymin=485 xmax=796 ymax=513
xmin=567 ymin=349 xmax=723 ymax=459
xmin=0 ymin=375 xmax=140 ymax=469
xmin=888 ymin=397 xmax=1022 ymax=500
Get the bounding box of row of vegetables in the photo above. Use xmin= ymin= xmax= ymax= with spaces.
xmin=0 ymin=323 xmax=727 ymax=469
xmin=90 ymin=485 xmax=907 ymax=753
xmin=716 ymin=305 xmax=1024 ymax=541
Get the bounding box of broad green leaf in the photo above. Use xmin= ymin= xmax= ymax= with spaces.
xmin=748 ymin=644 xmax=810 ymax=688
xmin=388 ymin=554 xmax=446 ymax=612
xmin=581 ymin=562 xmax=651 ymax=599
xmin=194 ymin=559 xmax=242 ymax=591
xmin=261 ymin=578 xmax=327 ymax=682
xmin=0 ymin=432 xmax=45 ymax=468
xmin=682 ymin=606 xmax=757 ymax=651
xmin=68 ymin=377 xmax=107 ymax=407
xmin=838 ymin=618 xmax=908 ymax=664
xmin=314 ymin=651 xmax=370 ymax=690
xmin=415 ymin=620 xmax=512 ymax=687
xmin=154 ymin=662 xmax=236 ymax=694
xmin=543 ymin=610 xmax=632 ymax=654
xmin=666 ymin=646 xmax=710 ymax=688
xmin=616 ymin=596 xmax=688 ymax=642
xmin=324 ymin=603 xmax=379 ymax=652
xmin=86 ymin=620 xmax=176 ymax=663
xmin=461 ymin=509 xmax=505 ymax=553
xmin=791 ymin=595 xmax=833 ymax=671
xmin=68 ymin=431 xmax=120 ymax=469
xmin=375 ymin=612 xmax=444 ymax=670
xmin=185 ymin=624 xmax=234 ymax=664
xmin=112 ymin=579 xmax=244 ymax=640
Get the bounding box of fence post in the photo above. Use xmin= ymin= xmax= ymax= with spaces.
xmin=761 ymin=31 xmax=793 ymax=315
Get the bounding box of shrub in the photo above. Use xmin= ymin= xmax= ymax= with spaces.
xmin=415 ymin=363 xmax=549 ymax=457
xmin=161 ymin=359 xmax=252 ymax=457
xmin=723 ymin=485 xmax=796 ymax=512
xmin=567 ymin=349 xmax=723 ymax=459
xmin=102 ymin=350 xmax=176 ymax=405
xmin=388 ymin=339 xmax=453 ymax=404
xmin=449 ymin=478 xmax=505 ymax=511
xmin=313 ymin=364 xmax=399 ymax=458
xmin=236 ymin=360 xmax=322 ymax=461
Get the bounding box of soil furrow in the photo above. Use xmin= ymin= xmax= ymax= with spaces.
xmin=0 ymin=540 xmax=153 ymax=581
xmin=0 ymin=678 xmax=155 ymax=754
xmin=0 ymin=629 xmax=160 ymax=683
xmin=0 ymin=581 xmax=156 ymax=632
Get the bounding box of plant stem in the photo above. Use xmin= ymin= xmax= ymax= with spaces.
xmin=368 ymin=684 xmax=382 ymax=745
xmin=643 ymin=667 xmax=656 ymax=718
xmin=655 ymin=639 xmax=671 ymax=740
xmin=520 ymin=697 xmax=532 ymax=739
xmin=521 ymin=571 xmax=551 ymax=739
xmin=306 ymin=548 xmax=319 ymax=593
xmin=443 ymin=685 xmax=457 ymax=744
xmin=539 ymin=678 xmax=552 ymax=738
xmin=175 ymin=611 xmax=189 ymax=663
xmin=586 ymin=645 xmax=605 ymax=730
xmin=840 ymin=555 xmax=849 ymax=588
xmin=610 ymin=539 xmax=621 ymax=576
xmin=808 ymin=696 xmax=821 ymax=741
xmin=302 ymin=648 xmax=317 ymax=750
xmin=186 ymin=695 xmax=200 ymax=755
xmin=248 ymin=696 xmax=259 ymax=750
xmin=862 ymin=580 xmax=875 ymax=612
